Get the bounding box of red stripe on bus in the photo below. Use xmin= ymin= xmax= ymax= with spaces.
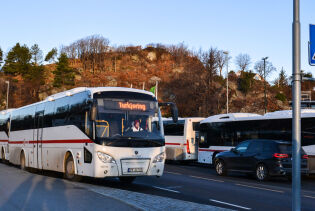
xmin=198 ymin=149 xmax=226 ymax=152
xmin=0 ymin=140 xmax=8 ymax=143
xmin=8 ymin=139 xmax=93 ymax=144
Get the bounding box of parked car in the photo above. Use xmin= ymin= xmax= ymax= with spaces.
xmin=214 ymin=139 xmax=309 ymax=181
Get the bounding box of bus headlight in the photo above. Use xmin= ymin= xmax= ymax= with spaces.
xmin=97 ymin=152 xmax=116 ymax=164
xmin=153 ymin=152 xmax=165 ymax=163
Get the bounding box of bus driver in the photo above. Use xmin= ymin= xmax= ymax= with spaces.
xmin=132 ymin=120 xmax=143 ymax=132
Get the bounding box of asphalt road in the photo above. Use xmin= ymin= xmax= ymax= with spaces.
xmin=1 ymin=162 xmax=315 ymax=211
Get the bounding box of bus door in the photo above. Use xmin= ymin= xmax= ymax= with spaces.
xmin=34 ymin=111 xmax=44 ymax=169
xmin=188 ymin=121 xmax=200 ymax=158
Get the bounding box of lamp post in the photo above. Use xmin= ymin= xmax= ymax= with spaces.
xmin=223 ymin=51 xmax=229 ymax=114
xmin=262 ymin=57 xmax=268 ymax=114
xmin=5 ymin=81 xmax=9 ymax=110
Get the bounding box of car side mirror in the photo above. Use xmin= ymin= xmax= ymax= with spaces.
xmin=231 ymin=148 xmax=237 ymax=153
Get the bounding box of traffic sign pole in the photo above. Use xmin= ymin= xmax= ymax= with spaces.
xmin=292 ymin=0 xmax=301 ymax=210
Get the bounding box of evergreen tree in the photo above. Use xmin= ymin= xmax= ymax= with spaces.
xmin=30 ymin=44 xmax=43 ymax=65
xmin=53 ymin=53 xmax=75 ymax=87
xmin=45 ymin=48 xmax=57 ymax=63
xmin=2 ymin=43 xmax=32 ymax=76
xmin=239 ymin=71 xmax=255 ymax=95
xmin=278 ymin=67 xmax=288 ymax=87
xmin=0 ymin=47 xmax=3 ymax=64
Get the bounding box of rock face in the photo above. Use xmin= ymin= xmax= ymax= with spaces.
xmin=147 ymin=52 xmax=157 ymax=61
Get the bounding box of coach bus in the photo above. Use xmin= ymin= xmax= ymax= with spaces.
xmin=163 ymin=117 xmax=204 ymax=161
xmin=0 ymin=87 xmax=177 ymax=183
xmin=198 ymin=110 xmax=315 ymax=164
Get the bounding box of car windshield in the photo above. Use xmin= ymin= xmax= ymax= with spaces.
xmin=95 ymin=98 xmax=163 ymax=142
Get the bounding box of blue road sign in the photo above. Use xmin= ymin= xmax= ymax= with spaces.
xmin=310 ymin=24 xmax=315 ymax=66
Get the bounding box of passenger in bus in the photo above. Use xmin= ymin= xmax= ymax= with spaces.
xmin=132 ymin=120 xmax=143 ymax=132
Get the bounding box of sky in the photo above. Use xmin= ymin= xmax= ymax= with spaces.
xmin=1 ymin=0 xmax=315 ymax=82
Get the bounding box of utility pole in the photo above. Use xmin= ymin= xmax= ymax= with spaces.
xmin=292 ymin=0 xmax=301 ymax=210
xmin=223 ymin=51 xmax=229 ymax=113
xmin=5 ymin=81 xmax=9 ymax=110
xmin=262 ymin=57 xmax=268 ymax=114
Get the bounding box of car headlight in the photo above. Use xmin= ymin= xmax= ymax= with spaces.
xmin=97 ymin=152 xmax=116 ymax=164
xmin=153 ymin=152 xmax=165 ymax=163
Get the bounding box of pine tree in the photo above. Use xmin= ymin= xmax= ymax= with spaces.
xmin=2 ymin=43 xmax=32 ymax=76
xmin=45 ymin=48 xmax=57 ymax=63
xmin=53 ymin=53 xmax=76 ymax=87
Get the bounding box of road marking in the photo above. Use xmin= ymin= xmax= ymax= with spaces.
xmin=190 ymin=175 xmax=224 ymax=183
xmin=236 ymin=183 xmax=284 ymax=193
xmin=210 ymin=199 xmax=251 ymax=210
xmin=304 ymin=195 xmax=315 ymax=199
xmin=152 ymin=186 xmax=180 ymax=193
xmin=164 ymin=171 xmax=182 ymax=175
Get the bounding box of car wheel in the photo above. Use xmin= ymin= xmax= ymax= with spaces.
xmin=215 ymin=160 xmax=227 ymax=176
xmin=255 ymin=163 xmax=268 ymax=181
xmin=119 ymin=176 xmax=136 ymax=184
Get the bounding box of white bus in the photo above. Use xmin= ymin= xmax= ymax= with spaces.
xmin=163 ymin=117 xmax=204 ymax=161
xmin=0 ymin=87 xmax=177 ymax=183
xmin=198 ymin=110 xmax=315 ymax=165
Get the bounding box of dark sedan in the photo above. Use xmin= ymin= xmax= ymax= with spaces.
xmin=214 ymin=139 xmax=309 ymax=181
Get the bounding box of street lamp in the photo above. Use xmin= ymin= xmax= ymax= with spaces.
xmin=223 ymin=51 xmax=229 ymax=114
xmin=262 ymin=57 xmax=268 ymax=114
xmin=5 ymin=81 xmax=9 ymax=110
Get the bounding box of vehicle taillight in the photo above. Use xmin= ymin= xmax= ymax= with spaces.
xmin=303 ymin=155 xmax=309 ymax=159
xmin=273 ymin=153 xmax=289 ymax=158
xmin=186 ymin=139 xmax=190 ymax=154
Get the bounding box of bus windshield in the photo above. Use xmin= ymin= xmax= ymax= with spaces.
xmin=94 ymin=97 xmax=163 ymax=147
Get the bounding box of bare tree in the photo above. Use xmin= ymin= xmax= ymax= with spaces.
xmin=235 ymin=53 xmax=251 ymax=71
xmin=217 ymin=50 xmax=231 ymax=77
xmin=254 ymin=60 xmax=276 ymax=80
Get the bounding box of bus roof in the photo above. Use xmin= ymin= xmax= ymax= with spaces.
xmin=45 ymin=87 xmax=155 ymax=101
xmin=201 ymin=109 xmax=315 ymax=124
xmin=0 ymin=109 xmax=15 ymax=115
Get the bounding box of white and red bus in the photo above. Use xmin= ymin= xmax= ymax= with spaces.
xmin=0 ymin=87 xmax=177 ymax=183
xmin=198 ymin=110 xmax=315 ymax=165
xmin=163 ymin=117 xmax=204 ymax=161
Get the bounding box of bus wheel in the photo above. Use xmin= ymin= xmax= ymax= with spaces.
xmin=65 ymin=155 xmax=81 ymax=181
xmin=1 ymin=148 xmax=4 ymax=162
xmin=20 ymin=151 xmax=26 ymax=170
xmin=215 ymin=160 xmax=227 ymax=176
xmin=119 ymin=176 xmax=136 ymax=184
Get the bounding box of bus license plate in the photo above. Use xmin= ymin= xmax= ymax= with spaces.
xmin=128 ymin=168 xmax=143 ymax=173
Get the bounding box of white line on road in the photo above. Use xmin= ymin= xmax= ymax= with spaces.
xmin=210 ymin=199 xmax=251 ymax=210
xmin=236 ymin=183 xmax=284 ymax=193
xmin=164 ymin=171 xmax=182 ymax=175
xmin=190 ymin=175 xmax=224 ymax=183
xmin=304 ymin=195 xmax=315 ymax=199
xmin=152 ymin=186 xmax=180 ymax=193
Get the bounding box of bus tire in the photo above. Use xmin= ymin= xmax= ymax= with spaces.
xmin=64 ymin=154 xmax=81 ymax=182
xmin=119 ymin=176 xmax=136 ymax=184
xmin=1 ymin=148 xmax=4 ymax=162
xmin=20 ymin=151 xmax=26 ymax=171
xmin=215 ymin=160 xmax=227 ymax=176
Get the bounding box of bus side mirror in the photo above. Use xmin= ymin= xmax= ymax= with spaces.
xmin=170 ymin=103 xmax=178 ymax=123
xmin=158 ymin=102 xmax=178 ymax=123
xmin=90 ymin=105 xmax=97 ymax=121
